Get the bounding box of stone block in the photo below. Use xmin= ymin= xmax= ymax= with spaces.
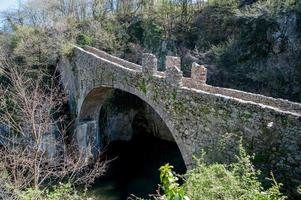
xmin=165 ymin=56 xmax=183 ymax=87
xmin=76 ymin=123 xmax=88 ymax=151
xmin=75 ymin=121 xmax=97 ymax=163
xmin=142 ymin=53 xmax=157 ymax=76
xmin=166 ymin=56 xmax=181 ymax=69
xmin=191 ymin=62 xmax=207 ymax=84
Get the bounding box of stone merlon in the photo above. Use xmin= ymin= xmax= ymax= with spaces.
xmin=142 ymin=53 xmax=157 ymax=76
xmin=191 ymin=62 xmax=207 ymax=84
xmin=165 ymin=56 xmax=183 ymax=87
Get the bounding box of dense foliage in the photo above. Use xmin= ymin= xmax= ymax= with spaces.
xmin=19 ymin=182 xmax=91 ymax=200
xmin=159 ymin=164 xmax=188 ymax=200
xmin=183 ymin=148 xmax=286 ymax=200
xmin=132 ymin=144 xmax=287 ymax=200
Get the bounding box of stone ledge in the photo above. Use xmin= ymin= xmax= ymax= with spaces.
xmin=75 ymin=46 xmax=301 ymax=116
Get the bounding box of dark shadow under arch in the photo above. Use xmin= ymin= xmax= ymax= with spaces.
xmin=78 ymin=86 xmax=186 ymax=198
xmin=78 ymin=86 xmax=188 ymax=164
xmin=98 ymin=89 xmax=177 ymax=147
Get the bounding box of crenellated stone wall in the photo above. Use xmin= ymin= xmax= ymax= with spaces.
xmin=59 ymin=45 xmax=301 ymax=193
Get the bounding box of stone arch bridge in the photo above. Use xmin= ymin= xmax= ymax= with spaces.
xmin=59 ymin=46 xmax=301 ymax=190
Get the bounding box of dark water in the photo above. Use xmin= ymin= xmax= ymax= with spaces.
xmin=89 ymin=134 xmax=186 ymax=200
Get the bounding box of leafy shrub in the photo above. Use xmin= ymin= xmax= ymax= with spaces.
xmin=60 ymin=43 xmax=75 ymax=58
xmin=11 ymin=25 xmax=59 ymax=66
xmin=207 ymin=0 xmax=239 ymax=8
xmin=20 ymin=188 xmax=44 ymax=200
xmin=183 ymin=145 xmax=286 ymax=200
xmin=76 ymin=34 xmax=94 ymax=47
xmin=133 ymin=143 xmax=286 ymax=200
xmin=262 ymin=0 xmax=301 ymax=14
xmin=19 ymin=183 xmax=90 ymax=200
xmin=159 ymin=164 xmax=188 ymax=200
xmin=142 ymin=19 xmax=164 ymax=53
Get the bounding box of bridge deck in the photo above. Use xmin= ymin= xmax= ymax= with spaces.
xmin=82 ymin=46 xmax=301 ymax=116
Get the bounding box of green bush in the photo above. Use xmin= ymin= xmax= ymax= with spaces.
xmin=10 ymin=25 xmax=59 ymax=66
xmin=159 ymin=164 xmax=188 ymax=200
xmin=76 ymin=34 xmax=94 ymax=47
xmin=207 ymin=0 xmax=239 ymax=8
xmin=19 ymin=183 xmax=90 ymax=200
xmin=142 ymin=19 xmax=164 ymax=52
xmin=262 ymin=0 xmax=301 ymax=14
xmin=133 ymin=143 xmax=286 ymax=200
xmin=60 ymin=43 xmax=75 ymax=58
xmin=183 ymin=145 xmax=286 ymax=200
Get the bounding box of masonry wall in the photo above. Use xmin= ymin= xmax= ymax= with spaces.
xmin=59 ymin=46 xmax=301 ymax=195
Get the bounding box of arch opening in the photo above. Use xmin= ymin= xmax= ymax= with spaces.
xmin=81 ymin=88 xmax=186 ymax=199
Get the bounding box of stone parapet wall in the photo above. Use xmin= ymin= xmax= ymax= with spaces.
xmin=83 ymin=46 xmax=301 ymax=115
xmin=182 ymin=79 xmax=301 ymax=115
xmin=84 ymin=46 xmax=167 ymax=78
xmin=83 ymin=46 xmax=142 ymax=72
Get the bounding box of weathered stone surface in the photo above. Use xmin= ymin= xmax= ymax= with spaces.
xmin=75 ymin=121 xmax=96 ymax=162
xmin=191 ymin=62 xmax=207 ymax=84
xmin=75 ymin=123 xmax=88 ymax=153
xmin=59 ymin=45 xmax=301 ymax=191
xmin=142 ymin=53 xmax=157 ymax=76
xmin=165 ymin=56 xmax=183 ymax=87
xmin=105 ymin=110 xmax=137 ymax=141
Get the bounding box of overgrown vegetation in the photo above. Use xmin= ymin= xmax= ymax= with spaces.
xmin=205 ymin=0 xmax=301 ymax=101
xmin=183 ymin=148 xmax=286 ymax=200
xmin=159 ymin=164 xmax=188 ymax=200
xmin=133 ymin=144 xmax=287 ymax=200
xmin=19 ymin=182 xmax=90 ymax=200
xmin=0 ymin=62 xmax=106 ymax=199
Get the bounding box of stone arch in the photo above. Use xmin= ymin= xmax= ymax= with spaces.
xmin=77 ymin=84 xmax=189 ymax=166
